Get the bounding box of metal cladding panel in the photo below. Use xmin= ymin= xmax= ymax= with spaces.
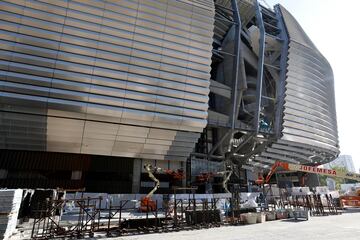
xmin=0 ymin=0 xmax=215 ymax=161
xmin=279 ymin=5 xmax=338 ymax=154
xmin=253 ymin=4 xmax=339 ymax=167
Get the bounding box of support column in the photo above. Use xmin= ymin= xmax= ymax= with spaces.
xmin=132 ymin=159 xmax=142 ymax=193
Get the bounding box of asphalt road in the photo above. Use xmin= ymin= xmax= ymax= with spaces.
xmin=117 ymin=209 xmax=360 ymax=240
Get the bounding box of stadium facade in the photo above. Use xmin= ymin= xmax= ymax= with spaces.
xmin=0 ymin=0 xmax=339 ymax=193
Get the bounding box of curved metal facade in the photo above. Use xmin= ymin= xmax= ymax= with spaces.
xmin=280 ymin=5 xmax=338 ymax=154
xmin=0 ymin=0 xmax=214 ymax=161
xmin=254 ymin=5 xmax=339 ymax=166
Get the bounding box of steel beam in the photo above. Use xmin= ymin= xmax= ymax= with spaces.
xmin=229 ymin=0 xmax=242 ymax=133
xmin=254 ymin=0 xmax=266 ymax=134
xmin=190 ymin=152 xmax=225 ymax=160
xmin=208 ymin=131 xmax=232 ymax=156
xmin=273 ymin=4 xmax=289 ymax=138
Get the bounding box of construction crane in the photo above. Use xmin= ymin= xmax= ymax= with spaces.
xmin=256 ymin=161 xmax=360 ymax=207
xmin=139 ymin=164 xmax=184 ymax=212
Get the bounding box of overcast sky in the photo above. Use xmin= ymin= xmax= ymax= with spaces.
xmin=265 ymin=0 xmax=360 ymax=172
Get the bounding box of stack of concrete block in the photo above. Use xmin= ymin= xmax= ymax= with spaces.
xmin=0 ymin=189 xmax=23 ymax=239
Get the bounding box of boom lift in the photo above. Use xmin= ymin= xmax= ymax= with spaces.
xmin=256 ymin=161 xmax=360 ymax=207
xmin=194 ymin=163 xmax=233 ymax=193
xmin=217 ymin=164 xmax=233 ymax=194
xmin=139 ymin=164 xmax=184 ymax=212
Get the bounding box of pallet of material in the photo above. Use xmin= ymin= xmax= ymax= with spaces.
xmin=0 ymin=189 xmax=23 ymax=239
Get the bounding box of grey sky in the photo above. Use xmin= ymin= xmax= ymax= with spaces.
xmin=265 ymin=0 xmax=360 ymax=172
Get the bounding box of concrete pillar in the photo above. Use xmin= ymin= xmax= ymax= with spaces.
xmin=132 ymin=159 xmax=142 ymax=193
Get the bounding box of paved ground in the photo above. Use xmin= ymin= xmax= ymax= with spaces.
xmin=118 ymin=209 xmax=360 ymax=240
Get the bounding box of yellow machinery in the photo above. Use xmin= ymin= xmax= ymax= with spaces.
xmin=139 ymin=164 xmax=184 ymax=212
xmin=139 ymin=164 xmax=160 ymax=212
